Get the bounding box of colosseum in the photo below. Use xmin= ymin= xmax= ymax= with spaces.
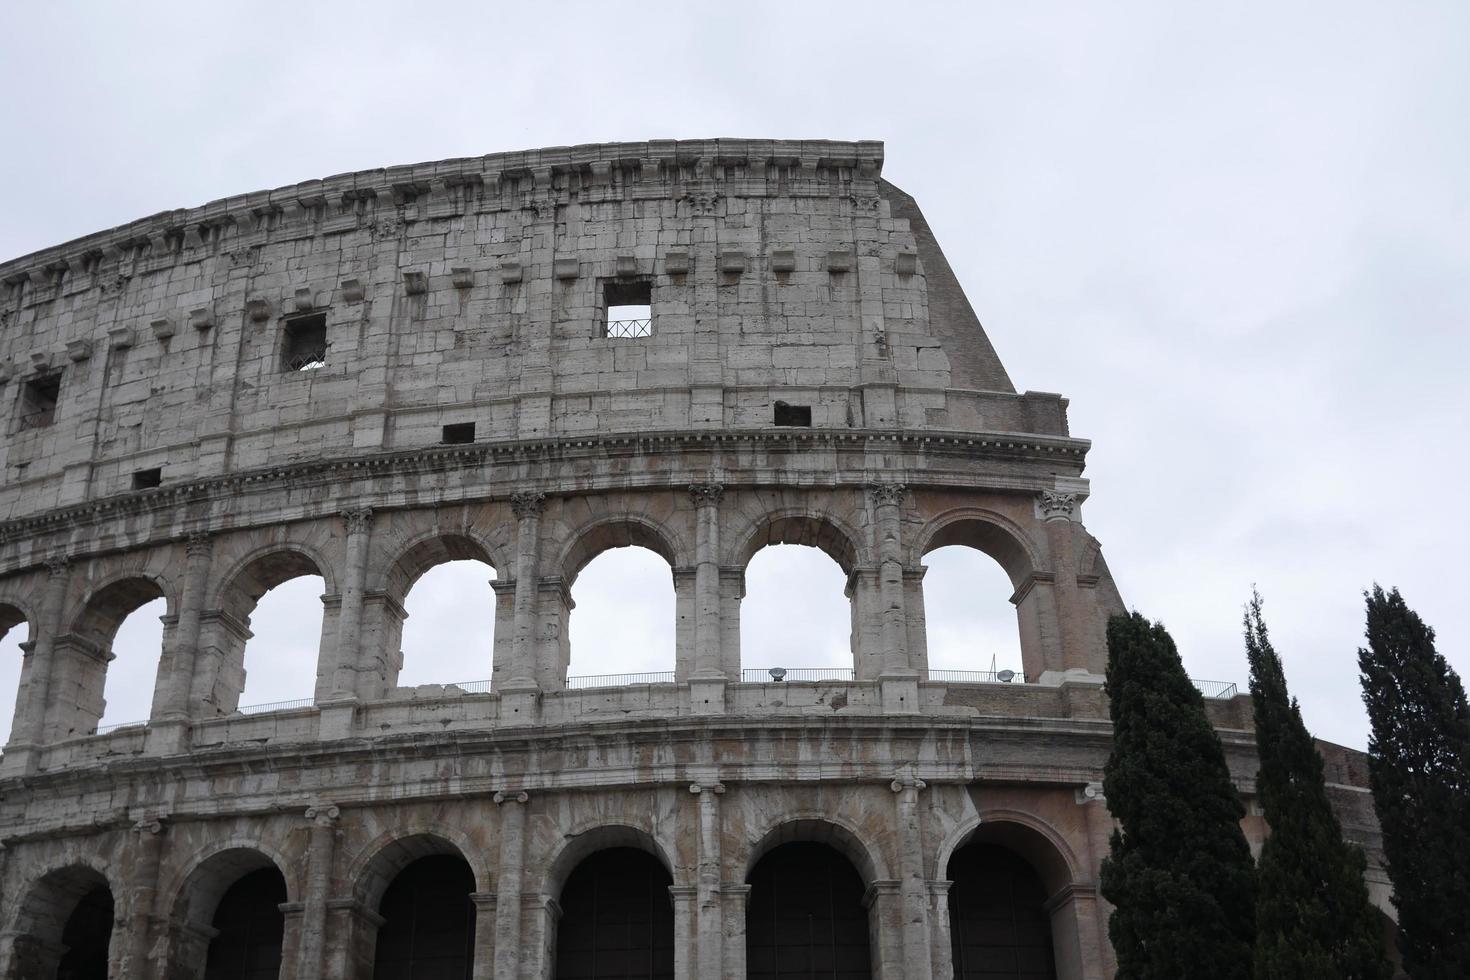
xmin=0 ymin=139 xmax=1394 ymax=979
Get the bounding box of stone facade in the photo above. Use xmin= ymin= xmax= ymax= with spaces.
xmin=0 ymin=140 xmax=1393 ymax=978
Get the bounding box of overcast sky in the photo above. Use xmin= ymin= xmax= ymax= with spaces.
xmin=1 ymin=2 xmax=1465 ymax=750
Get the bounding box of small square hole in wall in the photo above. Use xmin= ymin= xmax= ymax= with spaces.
xmin=283 ymin=314 xmax=327 ymax=371
xmin=132 ymin=467 xmax=162 ymax=490
xmin=20 ymin=373 xmax=61 ymax=429
xmin=774 ymin=401 xmax=812 ymax=427
xmin=442 ymin=422 xmax=476 ymax=445
xmin=603 ymin=280 xmax=652 ymax=339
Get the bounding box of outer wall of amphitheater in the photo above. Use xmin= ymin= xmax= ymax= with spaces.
xmin=0 ymin=140 xmax=1395 ymax=978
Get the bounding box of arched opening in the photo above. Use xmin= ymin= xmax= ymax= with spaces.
xmin=373 ymin=854 xmax=476 ymax=979
xmin=398 ymin=562 xmax=497 ymax=687
xmin=741 ymin=546 xmax=853 ymax=678
xmin=921 ymin=546 xmax=1023 ymax=679
xmin=0 ymin=603 xmax=31 ymax=746
xmin=947 ymin=841 xmax=1056 ymax=980
xmin=746 ymin=842 xmax=871 ymax=980
xmin=8 ymin=866 xmax=115 ymax=979
xmin=204 ymin=866 xmax=288 ymax=980
xmin=65 ymin=576 xmax=166 ymax=736
xmin=562 ymin=520 xmax=678 ymax=688
xmin=211 ymin=551 xmax=327 ymax=714
xmin=555 ymin=847 xmax=674 ymax=980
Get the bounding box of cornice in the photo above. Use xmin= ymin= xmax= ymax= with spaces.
xmin=0 ymin=138 xmax=885 ymax=293
xmin=0 ymin=426 xmax=1089 ymax=564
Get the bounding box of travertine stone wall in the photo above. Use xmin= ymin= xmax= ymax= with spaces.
xmin=0 ymin=141 xmax=1394 ymax=978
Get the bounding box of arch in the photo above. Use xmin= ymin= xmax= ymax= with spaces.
xmin=916 ymin=508 xmax=1042 ymax=590
xmin=556 ymin=516 xmax=682 ymax=586
xmin=210 ymin=544 xmax=333 ymax=623
xmin=5 ymin=861 xmax=119 ymax=979
xmin=555 ymin=847 xmax=675 ymax=980
xmin=380 ymin=528 xmax=507 ymax=601
xmin=373 ymin=853 xmax=477 ymax=980
xmin=741 ymin=816 xmax=885 ymax=886
xmin=0 ymin=601 xmax=34 ymax=747
xmin=167 ymin=842 xmax=300 ymax=927
xmin=937 ymin=811 xmax=1080 ymax=898
xmin=746 ymin=840 xmax=872 ymax=980
xmin=0 ymin=598 xmax=34 ymax=644
xmin=347 ymin=830 xmax=487 ymax=912
xmin=69 ymin=572 xmax=170 ymax=648
xmin=730 ymin=509 xmax=864 ymax=578
xmin=542 ymin=824 xmax=676 ymax=901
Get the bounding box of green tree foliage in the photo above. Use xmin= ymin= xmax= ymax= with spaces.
xmin=1245 ymin=592 xmax=1391 ymax=979
xmin=1359 ymin=586 xmax=1470 ymax=978
xmin=1101 ymin=611 xmax=1257 ymax=980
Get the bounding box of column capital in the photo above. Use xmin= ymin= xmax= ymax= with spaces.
xmin=304 ymin=803 xmax=341 ymax=826
xmin=509 ymin=491 xmax=545 ymax=518
xmin=866 ymin=482 xmax=906 ymax=506
xmin=688 ymin=782 xmax=725 ymax=795
xmin=341 ymin=507 xmax=375 ymax=534
xmin=890 ymin=774 xmax=927 ymax=793
xmin=493 ymin=790 xmax=529 ymax=805
xmin=687 ymin=482 xmax=724 ymax=508
xmin=185 ymin=531 xmax=214 ymax=556
xmin=1037 ymin=490 xmax=1077 ymax=522
xmin=132 ymin=815 xmax=166 ymax=836
xmin=1076 ymin=781 xmax=1106 ymax=804
xmin=44 ymin=554 xmax=69 ymax=576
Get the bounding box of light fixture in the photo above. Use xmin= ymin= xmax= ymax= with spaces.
xmin=768 ymin=667 xmax=787 ymax=682
xmin=997 ymin=669 xmax=1016 ymax=683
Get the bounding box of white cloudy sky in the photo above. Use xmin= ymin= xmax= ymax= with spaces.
xmin=0 ymin=2 xmax=1465 ymax=750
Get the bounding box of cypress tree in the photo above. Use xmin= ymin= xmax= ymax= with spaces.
xmin=1245 ymin=592 xmax=1391 ymax=979
xmin=1359 ymin=585 xmax=1470 ymax=977
xmin=1101 ymin=611 xmax=1256 ymax=980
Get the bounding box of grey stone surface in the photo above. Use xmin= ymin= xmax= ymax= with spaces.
xmin=0 ymin=139 xmax=1392 ymax=978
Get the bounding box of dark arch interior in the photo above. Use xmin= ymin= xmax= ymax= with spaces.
xmin=947 ymin=842 xmax=1056 ymax=980
xmin=204 ymin=866 xmax=288 ymax=980
xmin=373 ymin=854 xmax=476 ymax=980
xmin=555 ymin=847 xmax=674 ymax=980
xmin=56 ymin=885 xmax=114 ymax=980
xmin=746 ymin=841 xmax=871 ymax=980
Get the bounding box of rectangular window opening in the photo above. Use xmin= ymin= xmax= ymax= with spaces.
xmin=442 ymin=422 xmax=476 ymax=445
xmin=774 ymin=401 xmax=812 ymax=427
xmin=283 ymin=314 xmax=328 ymax=372
xmin=132 ymin=467 xmax=162 ymax=490
xmin=603 ymin=280 xmax=652 ymax=339
xmin=20 ymin=374 xmax=61 ymax=429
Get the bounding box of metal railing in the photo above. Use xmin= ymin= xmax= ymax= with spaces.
xmin=566 ymin=670 xmax=676 ymax=689
xmin=1193 ymin=679 xmax=1239 ymax=699
xmin=446 ymin=679 xmax=492 ymax=695
xmin=605 ymin=318 xmax=652 ymax=339
xmin=740 ymin=667 xmax=855 ymax=683
xmin=237 ymin=697 xmax=316 ymax=715
xmin=926 ymin=669 xmax=1014 ymax=684
xmin=286 ymin=350 xmax=326 ymax=371
xmin=93 ymin=719 xmax=147 ymax=735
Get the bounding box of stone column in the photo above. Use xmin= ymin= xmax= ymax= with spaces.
xmin=469 ymin=892 xmax=497 ymax=980
xmin=927 ymin=880 xmax=954 ymax=980
xmin=120 ymin=816 xmax=165 ymax=978
xmin=295 ymin=803 xmax=340 ymax=979
xmin=869 ymin=484 xmax=918 ymax=713
xmin=672 ymin=567 xmax=697 ymax=683
xmin=501 ymin=493 xmax=544 ymax=722
xmin=690 ymin=781 xmax=725 ymax=975
xmin=720 ymin=883 xmax=752 ymax=978
xmin=669 ymin=885 xmax=697 ymax=979
xmin=891 ymin=774 xmax=933 ymax=978
xmin=688 ymin=484 xmax=726 ymax=712
xmin=151 ymin=534 xmax=213 ymax=752
xmin=718 ymin=567 xmax=745 ymax=679
xmin=5 ymin=556 xmax=69 ymax=768
xmin=493 ymin=790 xmax=529 ymax=980
xmin=325 ymin=508 xmax=374 ymax=702
xmin=1038 ymin=491 xmax=1097 ymax=675
xmin=863 ymin=879 xmax=904 ymax=979
xmin=903 ymin=565 xmax=929 ymax=674
xmin=277 ymin=903 xmax=304 ymax=980
xmin=1077 ymin=781 xmax=1116 ymax=977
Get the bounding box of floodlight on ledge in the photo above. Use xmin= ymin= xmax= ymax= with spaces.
xmin=769 ymin=667 xmax=787 ymax=682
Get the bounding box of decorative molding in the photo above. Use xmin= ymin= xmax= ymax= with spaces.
xmin=687 ymin=483 xmax=724 ymax=508
xmin=1076 ymin=781 xmax=1105 ymax=804
xmin=493 ymin=790 xmax=529 ymax=805
xmin=688 ymin=782 xmax=725 ymax=795
xmin=509 ymin=491 xmax=546 ymax=519
xmin=684 ymin=191 xmax=721 ymax=216
xmin=185 ymin=531 xmax=213 ymax=557
xmin=867 ymin=482 xmax=906 ymax=506
xmin=44 ymin=555 xmax=69 ymax=577
xmin=304 ymin=803 xmax=340 ymax=825
xmin=1037 ymin=490 xmax=1077 ymax=521
xmin=341 ymin=507 xmax=375 ymax=534
xmin=132 ymin=815 xmax=165 ymax=835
